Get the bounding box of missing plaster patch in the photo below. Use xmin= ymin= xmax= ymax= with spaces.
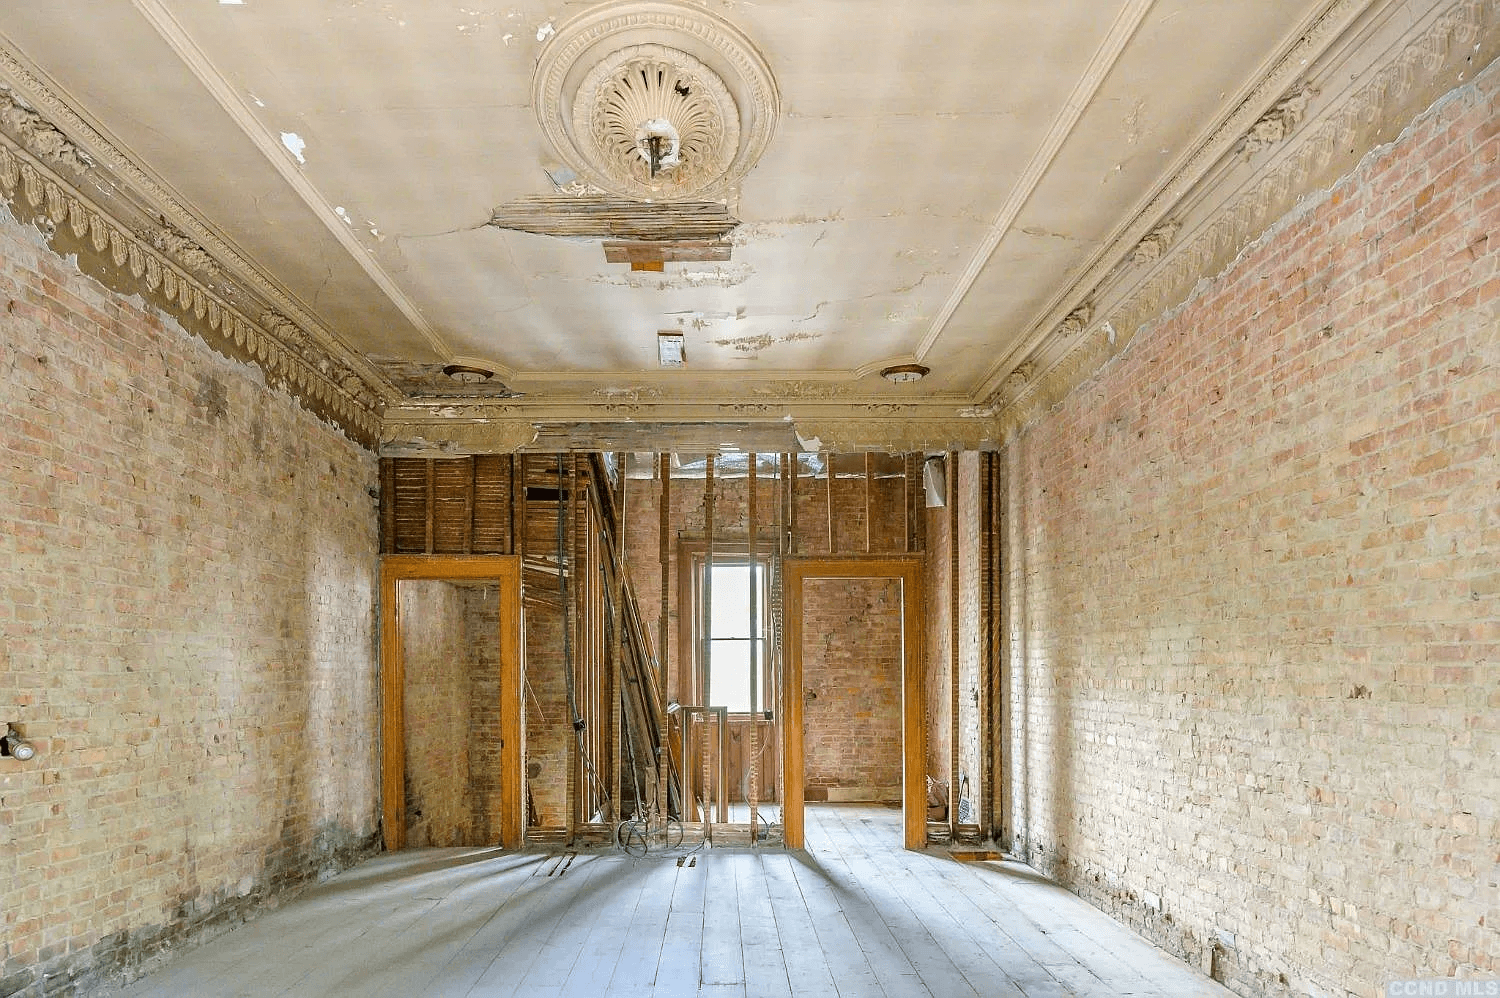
xmin=280 ymin=132 xmax=306 ymax=164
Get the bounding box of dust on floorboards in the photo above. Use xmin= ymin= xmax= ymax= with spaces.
xmin=107 ymin=805 xmax=1231 ymax=998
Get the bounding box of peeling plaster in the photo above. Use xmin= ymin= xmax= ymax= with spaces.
xmin=587 ymin=263 xmax=752 ymax=290
xmin=279 ymin=132 xmax=306 ymax=164
xmin=714 ymin=329 xmax=820 ymax=353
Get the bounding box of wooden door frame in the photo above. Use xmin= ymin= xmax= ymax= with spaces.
xmin=379 ymin=555 xmax=523 ymax=851
xmin=782 ymin=556 xmax=926 ymax=850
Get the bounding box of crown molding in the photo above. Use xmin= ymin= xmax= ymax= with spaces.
xmin=985 ymin=0 xmax=1498 ymax=441
xmin=0 ymin=83 xmax=386 ymax=444
xmin=128 ymin=0 xmax=451 ymax=365
xmin=0 ymin=39 xmax=402 ymax=405
xmin=913 ymin=0 xmax=1157 ymax=364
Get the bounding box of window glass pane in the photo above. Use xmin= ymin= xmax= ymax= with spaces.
xmin=708 ymin=639 xmax=760 ymax=712
xmin=708 ymin=563 xmax=760 ymax=638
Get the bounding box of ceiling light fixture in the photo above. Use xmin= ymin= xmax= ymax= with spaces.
xmin=880 ymin=364 xmax=929 ymax=383
xmin=442 ymin=364 xmax=494 ymax=384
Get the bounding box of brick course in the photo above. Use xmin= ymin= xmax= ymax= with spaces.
xmin=0 ymin=208 xmax=380 ymax=996
xmin=998 ymin=63 xmax=1500 ymax=995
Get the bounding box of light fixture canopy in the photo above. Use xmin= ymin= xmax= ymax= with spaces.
xmin=880 ymin=363 xmax=929 ymax=383
xmin=442 ymin=364 xmax=495 ymax=384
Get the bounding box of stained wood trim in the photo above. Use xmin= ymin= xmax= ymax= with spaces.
xmin=782 ymin=555 xmax=926 ymax=850
xmin=379 ymin=554 xmax=524 ymax=851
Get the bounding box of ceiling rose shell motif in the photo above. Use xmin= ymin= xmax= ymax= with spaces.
xmin=532 ymin=1 xmax=779 ymax=200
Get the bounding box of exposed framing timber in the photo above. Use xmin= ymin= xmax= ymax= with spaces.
xmin=379 ymin=554 xmax=523 ymax=851
xmin=782 ymin=556 xmax=926 ymax=850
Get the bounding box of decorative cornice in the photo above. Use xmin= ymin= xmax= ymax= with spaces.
xmin=976 ymin=0 xmax=1383 ymax=401
xmin=0 ymin=118 xmax=383 ymax=444
xmin=1129 ymin=221 xmax=1180 ymax=267
xmin=149 ymin=222 xmax=220 ymax=278
xmin=0 ymin=87 xmax=89 ymax=171
xmin=1108 ymin=0 xmax=1492 ymax=342
xmin=1237 ymin=83 xmax=1319 ymax=158
xmin=0 ymin=39 xmax=400 ymax=410
xmin=987 ymin=0 xmax=1496 ymax=437
xmin=792 ymin=418 xmax=1000 ymax=454
xmin=129 ymin=0 xmax=449 ymax=365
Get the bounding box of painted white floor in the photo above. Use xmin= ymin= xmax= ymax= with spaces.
xmin=108 ymin=805 xmax=1231 ymax=997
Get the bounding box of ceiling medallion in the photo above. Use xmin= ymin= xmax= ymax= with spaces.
xmin=533 ymin=1 xmax=779 ymax=201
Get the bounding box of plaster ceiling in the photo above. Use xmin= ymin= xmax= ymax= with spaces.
xmin=0 ymin=0 xmax=1486 ymax=434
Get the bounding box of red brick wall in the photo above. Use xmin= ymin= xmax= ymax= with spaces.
xmin=998 ymin=65 xmax=1500 ymax=994
xmin=0 ymin=210 xmax=379 ymax=995
xmin=523 ymin=600 xmax=571 ymax=828
xmin=801 ymin=578 xmax=903 ymax=800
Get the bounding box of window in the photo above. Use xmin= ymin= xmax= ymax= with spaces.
xmin=703 ymin=562 xmax=766 ymax=713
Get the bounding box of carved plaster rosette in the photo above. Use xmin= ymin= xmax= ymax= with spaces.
xmin=533 ymin=1 xmax=779 ymax=200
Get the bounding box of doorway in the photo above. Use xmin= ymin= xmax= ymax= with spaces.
xmin=782 ymin=556 xmax=925 ymax=849
xmin=379 ymin=555 xmax=523 ymax=850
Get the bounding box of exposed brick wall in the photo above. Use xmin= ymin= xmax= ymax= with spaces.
xmin=399 ymin=581 xmax=473 ymax=848
xmin=801 ymin=578 xmax=903 ymax=800
xmin=0 ymin=208 xmax=379 ymax=997
xmin=998 ymin=64 xmax=1500 ymax=995
xmin=463 ymin=585 xmax=504 ymax=844
xmin=523 ymin=600 xmax=571 ymax=828
xmin=397 ymin=582 xmax=505 ymax=847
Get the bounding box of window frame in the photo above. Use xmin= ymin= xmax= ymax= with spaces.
xmin=676 ymin=542 xmax=773 ymax=716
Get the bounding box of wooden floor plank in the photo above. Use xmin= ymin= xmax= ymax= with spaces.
xmin=467 ymin=855 xmax=608 ymax=998
xmin=699 ymin=854 xmax=744 ymax=986
xmin=559 ymin=860 xmax=655 ymax=997
xmin=731 ymin=853 xmax=794 ymax=998
xmin=604 ymin=860 xmax=679 ymax=995
xmin=760 ymin=852 xmax=841 ymax=998
xmin=108 ymin=808 xmax=1236 ymax=998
